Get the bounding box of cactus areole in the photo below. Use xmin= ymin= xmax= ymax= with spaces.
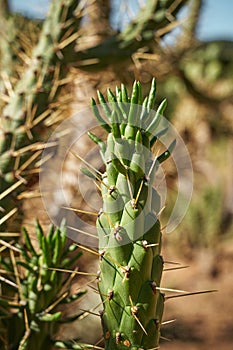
xmin=88 ymin=79 xmax=175 ymax=349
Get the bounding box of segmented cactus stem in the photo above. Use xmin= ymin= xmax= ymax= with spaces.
xmin=0 ymin=221 xmax=84 ymax=350
xmin=0 ymin=0 xmax=84 ymax=229
xmin=89 ymin=79 xmax=173 ymax=349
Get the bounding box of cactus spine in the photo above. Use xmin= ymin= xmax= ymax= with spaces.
xmin=89 ymin=80 xmax=174 ymax=349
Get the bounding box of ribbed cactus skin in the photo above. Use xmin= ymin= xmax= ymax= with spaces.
xmin=89 ymin=80 xmax=174 ymax=349
xmin=0 ymin=0 xmax=82 ymax=227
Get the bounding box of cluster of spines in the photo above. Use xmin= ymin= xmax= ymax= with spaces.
xmin=84 ymin=79 xmax=176 ymax=349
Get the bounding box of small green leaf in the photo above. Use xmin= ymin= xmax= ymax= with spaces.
xmin=91 ymin=98 xmax=111 ymax=132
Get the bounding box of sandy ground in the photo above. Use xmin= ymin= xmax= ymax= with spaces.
xmin=160 ymin=237 xmax=233 ymax=350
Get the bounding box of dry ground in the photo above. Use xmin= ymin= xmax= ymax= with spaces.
xmin=160 ymin=236 xmax=233 ymax=350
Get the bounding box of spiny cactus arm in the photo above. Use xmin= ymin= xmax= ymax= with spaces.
xmin=0 ymin=222 xmax=84 ymax=350
xmin=0 ymin=11 xmax=42 ymax=111
xmin=0 ymin=0 xmax=84 ymax=228
xmin=75 ymin=0 xmax=188 ymax=68
xmin=2 ymin=0 xmax=83 ymax=128
xmin=0 ymin=3 xmax=17 ymax=105
xmin=88 ymin=80 xmax=173 ymax=349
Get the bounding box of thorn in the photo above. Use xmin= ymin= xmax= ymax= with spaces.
xmin=0 ymin=239 xmax=21 ymax=253
xmin=166 ymin=289 xmax=218 ymax=300
xmin=161 ymin=319 xmax=176 ymax=326
xmin=12 ymin=142 xmax=48 ymax=156
xmin=164 ymin=265 xmax=189 ymax=271
xmin=0 ymin=180 xmax=25 ymax=201
xmin=156 ymin=286 xmax=188 ymax=293
xmin=10 ymin=249 xmax=23 ymax=299
xmin=32 ymin=109 xmax=51 ymax=127
xmin=126 ymin=173 xmax=134 ymax=200
xmin=61 ymin=206 xmax=98 ymax=216
xmin=0 ymin=276 xmax=18 ymax=289
xmin=23 ymin=307 xmax=30 ymax=333
xmin=160 ymin=335 xmax=172 ymax=342
xmin=17 ymin=190 xmax=41 ymax=200
xmin=134 ymin=179 xmax=144 ymax=206
xmin=94 ymin=337 xmax=105 ymax=348
xmin=149 ymin=281 xmax=188 ymax=294
xmin=79 ymin=309 xmax=101 ymax=317
xmin=70 ymin=150 xmax=102 ymax=176
xmin=58 ymin=31 xmax=80 ymax=50
xmin=48 ymin=267 xmax=97 ymax=277
xmin=0 ymin=269 xmax=14 ymax=275
xmin=103 ymin=253 xmax=125 ymax=270
xmin=42 ymin=291 xmax=70 ymax=314
xmin=0 ymin=232 xmax=20 ymax=237
xmin=163 ymin=260 xmax=182 ymax=265
xmin=17 ymin=150 xmax=42 ymax=173
xmin=1 ymin=72 xmax=15 ymax=97
xmin=157 ymin=206 xmax=166 ymax=217
xmin=129 ymin=295 xmax=148 ymax=335
xmin=75 ymin=243 xmax=100 ymax=257
xmin=67 ymin=225 xmax=99 ymax=240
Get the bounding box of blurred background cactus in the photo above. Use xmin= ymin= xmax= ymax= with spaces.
xmin=0 ymin=222 xmax=84 ymax=350
xmin=0 ymin=0 xmax=232 ymax=349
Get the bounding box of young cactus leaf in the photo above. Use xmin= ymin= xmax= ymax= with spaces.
xmin=87 ymin=132 xmax=106 ymax=153
xmin=128 ymin=80 xmax=140 ymax=126
xmin=146 ymin=98 xmax=167 ymax=136
xmin=111 ymin=111 xmax=121 ymax=139
xmin=147 ymin=77 xmax=157 ymax=111
xmin=80 ymin=167 xmax=100 ymax=181
xmin=157 ymin=139 xmax=176 ymax=164
xmin=121 ymin=83 xmax=129 ymax=103
xmin=97 ymin=89 xmax=112 ymax=120
xmin=91 ymin=98 xmax=111 ymax=133
xmin=111 ymin=152 xmax=128 ymax=176
xmin=150 ymin=126 xmax=169 ymax=148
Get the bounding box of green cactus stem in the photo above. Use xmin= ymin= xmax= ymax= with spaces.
xmin=89 ymin=79 xmax=174 ymax=349
xmin=75 ymin=0 xmax=188 ymax=68
xmin=0 ymin=0 xmax=84 ymax=229
xmin=0 ymin=221 xmax=84 ymax=350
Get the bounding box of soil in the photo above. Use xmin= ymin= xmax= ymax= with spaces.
xmin=160 ymin=236 xmax=233 ymax=350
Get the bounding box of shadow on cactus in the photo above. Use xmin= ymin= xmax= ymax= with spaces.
xmin=0 ymin=221 xmax=85 ymax=350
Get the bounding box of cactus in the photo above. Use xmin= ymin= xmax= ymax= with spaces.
xmin=0 ymin=0 xmax=84 ymax=229
xmin=83 ymin=79 xmax=175 ymax=349
xmin=0 ymin=221 xmax=84 ymax=350
xmin=85 ymin=80 xmax=216 ymax=349
xmin=76 ymin=0 xmax=188 ymax=68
